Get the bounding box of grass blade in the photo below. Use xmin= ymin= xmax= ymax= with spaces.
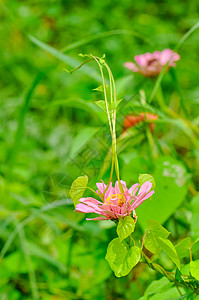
xmin=28 ymin=34 xmax=102 ymax=82
xmin=175 ymin=21 xmax=199 ymax=50
xmin=17 ymin=221 xmax=39 ymax=300
xmin=61 ymin=29 xmax=153 ymax=52
xmin=7 ymin=73 xmax=45 ymax=179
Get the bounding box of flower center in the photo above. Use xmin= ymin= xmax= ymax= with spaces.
xmin=147 ymin=58 xmax=158 ymax=66
xmin=105 ymin=194 xmax=124 ymax=207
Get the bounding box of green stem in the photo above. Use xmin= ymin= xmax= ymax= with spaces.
xmin=91 ymin=56 xmax=113 ymax=138
xmin=102 ymin=60 xmax=124 ymax=195
xmin=65 ymin=58 xmax=94 ymax=73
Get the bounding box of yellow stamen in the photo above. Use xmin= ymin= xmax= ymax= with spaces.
xmin=105 ymin=194 xmax=124 ymax=206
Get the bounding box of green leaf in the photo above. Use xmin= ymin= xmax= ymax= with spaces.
xmin=69 ymin=127 xmax=100 ymax=158
xmin=69 ymin=175 xmax=88 ymax=207
xmin=105 ymin=238 xmax=140 ymax=277
xmin=144 ymin=220 xmax=170 ymax=253
xmin=139 ymin=174 xmax=156 ymax=189
xmin=144 ymin=232 xmax=159 ymax=253
xmin=175 ymin=268 xmax=184 ymax=282
xmin=93 ymin=84 xmax=110 ymax=93
xmin=148 ymin=220 xmax=170 ymax=238
xmin=191 ymin=238 xmax=199 ymax=254
xmin=143 ymin=277 xmax=172 ymax=297
xmin=95 ymin=100 xmax=107 ymax=112
xmin=157 ymin=237 xmax=180 ymax=269
xmin=190 ymin=260 xmax=199 ymax=280
xmin=117 ymin=216 xmax=135 ymax=242
xmin=137 ymin=156 xmax=189 ymax=230
xmin=175 ymin=237 xmax=192 ymax=259
xmin=110 ymin=99 xmax=123 ymax=112
xmin=28 ymin=34 xmax=102 ymax=82
xmin=148 ymin=287 xmax=182 ymax=300
xmin=95 ymin=99 xmax=123 ymax=114
xmin=191 ymin=195 xmax=199 ymax=238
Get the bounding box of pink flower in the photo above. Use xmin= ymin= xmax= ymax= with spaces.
xmin=124 ymin=49 xmax=180 ymax=77
xmin=75 ymin=180 xmax=154 ymax=221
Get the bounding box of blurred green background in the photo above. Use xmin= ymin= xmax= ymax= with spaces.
xmin=0 ymin=0 xmax=199 ymax=299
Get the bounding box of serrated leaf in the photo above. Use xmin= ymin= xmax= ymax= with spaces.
xmin=69 ymin=175 xmax=88 ymax=207
xmin=175 ymin=237 xmax=192 ymax=259
xmin=105 ymin=238 xmax=140 ymax=277
xmin=190 ymin=260 xmax=199 ymax=280
xmin=139 ymin=174 xmax=156 ymax=189
xmin=117 ymin=216 xmax=135 ymax=242
xmin=157 ymin=237 xmax=180 ymax=269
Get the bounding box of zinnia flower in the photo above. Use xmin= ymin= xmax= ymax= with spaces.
xmin=124 ymin=49 xmax=180 ymax=77
xmin=123 ymin=112 xmax=159 ymax=132
xmin=75 ymin=180 xmax=154 ymax=221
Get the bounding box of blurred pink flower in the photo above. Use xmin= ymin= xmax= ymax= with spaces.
xmin=124 ymin=49 xmax=180 ymax=77
xmin=75 ymin=180 xmax=154 ymax=221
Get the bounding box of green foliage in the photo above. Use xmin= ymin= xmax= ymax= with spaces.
xmin=190 ymin=260 xmax=199 ymax=280
xmin=95 ymin=99 xmax=123 ymax=114
xmin=192 ymin=238 xmax=199 ymax=254
xmin=137 ymin=156 xmax=189 ymax=230
xmin=0 ymin=0 xmax=199 ymax=298
xmin=69 ymin=175 xmax=88 ymax=207
xmin=117 ymin=216 xmax=135 ymax=241
xmin=93 ymin=84 xmax=110 ymax=93
xmin=144 ymin=220 xmax=170 ymax=253
xmin=105 ymin=238 xmax=140 ymax=277
xmin=175 ymin=237 xmax=192 ymax=259
xmin=140 ymin=277 xmax=180 ymax=300
xmin=157 ymin=237 xmax=180 ymax=269
xmin=190 ymin=195 xmax=199 ymax=238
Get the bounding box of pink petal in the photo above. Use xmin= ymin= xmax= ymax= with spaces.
xmin=169 ymin=53 xmax=180 ymax=66
xmin=79 ymin=197 xmax=102 ymax=205
xmin=135 ymin=54 xmax=148 ymax=67
xmin=102 ymin=210 xmax=117 ymax=219
xmin=143 ymin=52 xmax=153 ymax=62
xmin=129 ymin=195 xmax=136 ymax=202
xmin=115 ymin=180 xmax=127 ymax=195
xmin=129 ymin=183 xmax=139 ymax=195
xmin=75 ymin=203 xmax=101 ymax=214
xmin=110 ymin=205 xmax=121 ymax=214
xmin=96 ymin=182 xmax=106 ymax=194
xmin=138 ymin=181 xmax=152 ymax=196
xmin=104 ymin=182 xmax=114 ymax=200
xmin=140 ymin=190 xmax=155 ymax=202
xmin=124 ymin=62 xmax=139 ymax=72
xmin=132 ymin=190 xmax=155 ymax=209
xmin=153 ymin=51 xmax=161 ymax=59
xmin=114 ymin=212 xmax=128 ymax=218
xmin=120 ymin=203 xmax=129 ymax=215
xmin=86 ymin=217 xmax=109 ymax=221
xmin=160 ymin=49 xmax=173 ymax=65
